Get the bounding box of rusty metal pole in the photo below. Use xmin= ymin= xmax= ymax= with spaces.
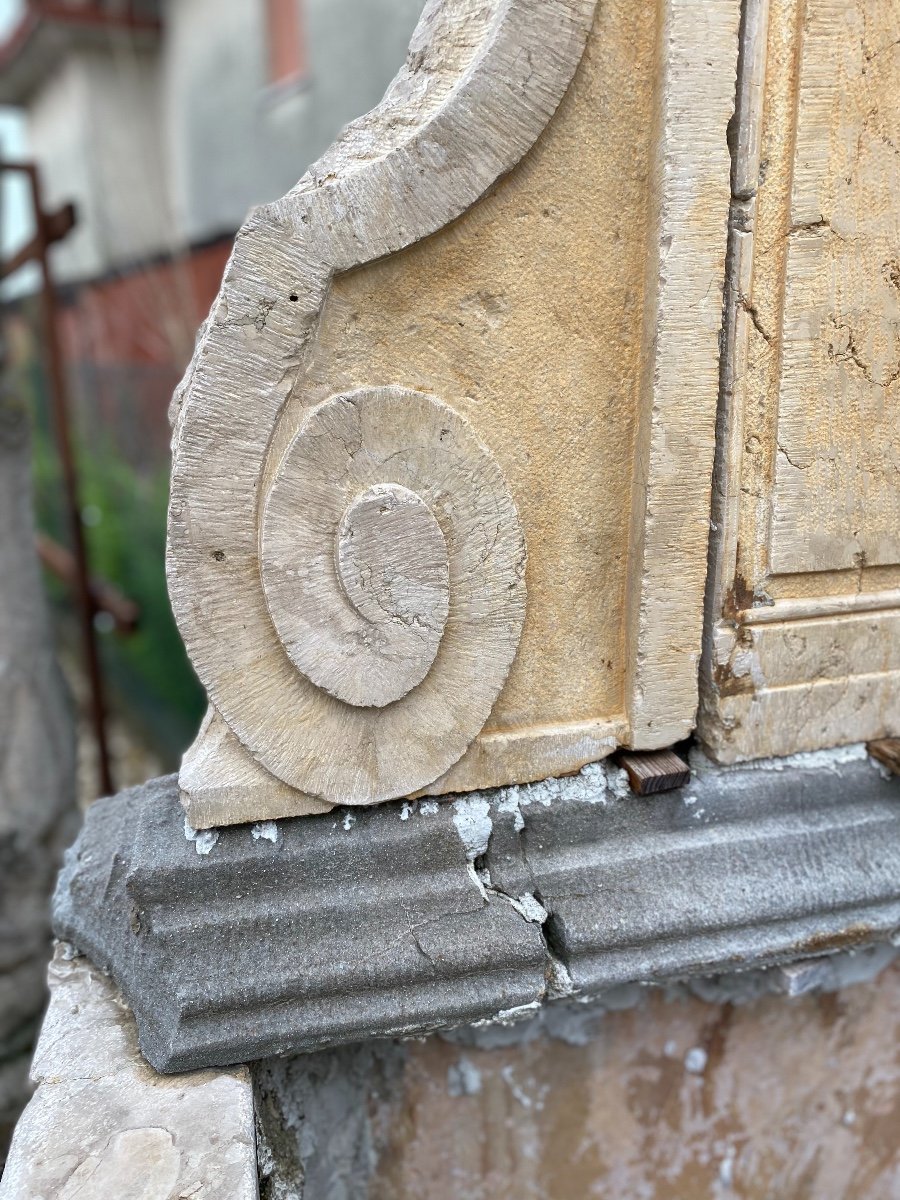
xmin=4 ymin=161 xmax=114 ymax=795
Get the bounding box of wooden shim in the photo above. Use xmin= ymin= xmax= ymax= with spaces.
xmin=868 ymin=739 xmax=900 ymax=778
xmin=616 ymin=748 xmax=691 ymax=796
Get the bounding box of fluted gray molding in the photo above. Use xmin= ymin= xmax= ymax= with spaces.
xmin=53 ymin=748 xmax=900 ymax=1073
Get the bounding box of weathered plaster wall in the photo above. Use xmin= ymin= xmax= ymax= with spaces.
xmin=16 ymin=1 xmax=427 ymax=284
xmin=25 ymin=56 xmax=96 ymax=282
xmin=27 ymin=46 xmax=170 ymax=285
xmin=256 ymin=959 xmax=900 ymax=1199
xmin=161 ymin=0 xmax=428 ymax=245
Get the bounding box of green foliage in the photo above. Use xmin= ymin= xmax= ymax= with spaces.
xmin=81 ymin=443 xmax=205 ymax=762
xmin=26 ymin=361 xmax=205 ymax=767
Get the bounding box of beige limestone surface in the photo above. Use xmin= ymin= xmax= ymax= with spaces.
xmin=770 ymin=0 xmax=900 ymax=574
xmin=168 ymin=0 xmax=900 ymax=806
xmin=294 ymin=0 xmax=661 ymax=746
xmin=169 ymin=0 xmax=741 ymax=825
xmin=300 ymin=0 xmax=740 ymax=765
xmin=701 ymin=0 xmax=900 ymax=760
xmin=168 ymin=0 xmax=602 ymax=824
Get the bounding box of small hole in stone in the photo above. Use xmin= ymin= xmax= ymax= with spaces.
xmin=289 ymin=293 xmax=299 ymax=302
xmin=212 ymin=550 xmax=226 ymax=562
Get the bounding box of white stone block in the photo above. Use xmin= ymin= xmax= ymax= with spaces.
xmin=0 ymin=948 xmax=258 ymax=1200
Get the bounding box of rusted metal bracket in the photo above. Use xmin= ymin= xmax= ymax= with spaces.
xmin=1 ymin=159 xmax=113 ymax=793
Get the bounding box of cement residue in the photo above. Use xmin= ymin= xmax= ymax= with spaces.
xmin=252 ymin=821 xmax=280 ymax=845
xmin=449 ymin=758 xmax=630 ymax=861
xmin=440 ymin=945 xmax=900 ymax=1051
xmin=183 ymin=817 xmax=219 ymax=856
xmin=690 ymin=741 xmax=873 ymax=776
xmin=253 ymin=1042 xmax=407 ymax=1200
xmin=451 ymin=794 xmax=492 ymax=860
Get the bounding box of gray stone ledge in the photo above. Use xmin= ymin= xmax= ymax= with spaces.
xmin=53 ymin=746 xmax=900 ymax=1073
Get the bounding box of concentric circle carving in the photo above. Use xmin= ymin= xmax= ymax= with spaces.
xmin=336 ymin=483 xmax=450 ymax=701
xmin=253 ymin=385 xmax=526 ymax=801
xmin=265 ymin=473 xmax=450 ymax=708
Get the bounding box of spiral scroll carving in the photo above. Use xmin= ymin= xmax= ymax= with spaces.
xmin=168 ymin=0 xmax=594 ymax=818
xmin=251 ymin=386 xmax=525 ymax=801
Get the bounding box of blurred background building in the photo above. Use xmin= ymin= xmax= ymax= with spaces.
xmin=0 ymin=0 xmax=426 ymax=796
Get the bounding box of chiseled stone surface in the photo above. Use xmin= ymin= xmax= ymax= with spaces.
xmin=0 ymin=950 xmax=257 ymax=1200
xmin=168 ymin=0 xmax=599 ymax=825
xmin=170 ymin=0 xmax=743 ymax=827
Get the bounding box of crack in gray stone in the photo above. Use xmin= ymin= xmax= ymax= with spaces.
xmin=52 ymin=750 xmax=900 ymax=1073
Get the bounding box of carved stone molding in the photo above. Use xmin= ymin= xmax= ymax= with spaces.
xmin=700 ymin=0 xmax=900 ymax=760
xmin=54 ymin=752 xmax=900 ymax=1073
